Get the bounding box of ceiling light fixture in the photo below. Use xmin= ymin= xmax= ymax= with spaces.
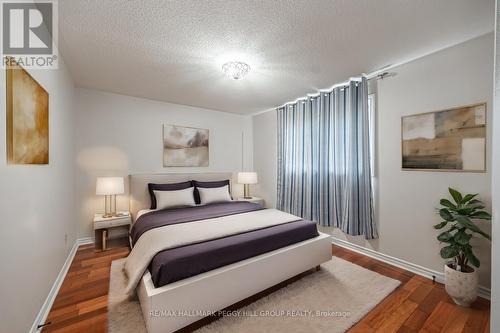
xmin=222 ymin=61 xmax=251 ymax=80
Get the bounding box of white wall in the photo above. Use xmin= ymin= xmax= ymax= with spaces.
xmin=490 ymin=1 xmax=499 ymax=330
xmin=368 ymin=33 xmax=493 ymax=288
xmin=253 ymin=110 xmax=277 ymax=208
xmin=75 ymin=88 xmax=253 ymax=237
xmin=253 ymin=33 xmax=494 ymax=288
xmin=0 ymin=61 xmax=76 ymax=332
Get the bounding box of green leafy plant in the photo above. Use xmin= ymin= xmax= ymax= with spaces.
xmin=434 ymin=188 xmax=491 ymax=273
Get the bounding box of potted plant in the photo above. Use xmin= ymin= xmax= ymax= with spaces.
xmin=434 ymin=188 xmax=491 ymax=306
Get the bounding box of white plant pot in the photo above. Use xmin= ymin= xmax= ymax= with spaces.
xmin=444 ymin=264 xmax=478 ymax=307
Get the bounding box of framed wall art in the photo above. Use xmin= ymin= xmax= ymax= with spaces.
xmin=6 ymin=60 xmax=49 ymax=164
xmin=163 ymin=124 xmax=209 ymax=167
xmin=402 ymin=103 xmax=486 ymax=172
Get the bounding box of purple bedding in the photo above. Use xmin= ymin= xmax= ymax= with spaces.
xmin=149 ymin=219 xmax=318 ymax=287
xmin=130 ymin=201 xmax=319 ymax=288
xmin=130 ymin=201 xmax=264 ymax=246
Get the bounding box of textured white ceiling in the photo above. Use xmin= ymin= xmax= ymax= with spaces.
xmin=59 ymin=0 xmax=494 ymax=115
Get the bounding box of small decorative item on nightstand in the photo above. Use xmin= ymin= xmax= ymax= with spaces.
xmin=237 ymin=196 xmax=265 ymax=207
xmin=237 ymin=172 xmax=258 ymax=199
xmin=93 ymin=212 xmax=131 ymax=251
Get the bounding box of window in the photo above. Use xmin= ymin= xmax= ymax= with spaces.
xmin=368 ymin=93 xmax=376 ymax=177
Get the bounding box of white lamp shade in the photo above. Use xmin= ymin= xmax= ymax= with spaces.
xmin=96 ymin=177 xmax=124 ymax=195
xmin=237 ymin=172 xmax=258 ymax=184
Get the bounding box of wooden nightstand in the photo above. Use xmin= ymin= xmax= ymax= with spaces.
xmin=93 ymin=211 xmax=131 ymax=251
xmin=237 ymin=196 xmax=265 ymax=206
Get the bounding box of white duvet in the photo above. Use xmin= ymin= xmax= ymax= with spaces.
xmin=123 ymin=208 xmax=300 ymax=296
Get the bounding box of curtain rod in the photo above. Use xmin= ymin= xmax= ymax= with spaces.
xmin=275 ymin=70 xmax=393 ymax=109
xmin=276 ymin=79 xmax=358 ymax=108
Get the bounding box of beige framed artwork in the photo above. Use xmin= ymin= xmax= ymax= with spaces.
xmin=401 ymin=103 xmax=486 ymax=172
xmin=6 ymin=60 xmax=49 ymax=164
xmin=163 ymin=124 xmax=209 ymax=167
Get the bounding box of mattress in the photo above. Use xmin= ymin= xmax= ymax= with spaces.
xmin=129 ymin=201 xmax=319 ymax=288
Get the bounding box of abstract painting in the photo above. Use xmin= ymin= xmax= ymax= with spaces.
xmin=163 ymin=125 xmax=209 ymax=167
xmin=402 ymin=103 xmax=486 ymax=171
xmin=6 ymin=60 xmax=49 ymax=164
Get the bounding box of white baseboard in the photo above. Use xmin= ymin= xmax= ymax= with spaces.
xmin=331 ymin=237 xmax=491 ymax=300
xmin=77 ymin=237 xmax=95 ymax=245
xmin=29 ymin=237 xmax=95 ymax=332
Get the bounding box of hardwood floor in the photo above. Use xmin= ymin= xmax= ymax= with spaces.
xmin=43 ymin=244 xmax=129 ymax=333
xmin=42 ymin=244 xmax=490 ymax=333
xmin=334 ymin=245 xmax=490 ymax=333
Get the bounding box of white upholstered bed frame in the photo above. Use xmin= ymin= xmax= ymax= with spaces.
xmin=129 ymin=173 xmax=332 ymax=333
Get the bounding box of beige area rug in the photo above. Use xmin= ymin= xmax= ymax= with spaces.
xmin=109 ymin=257 xmax=400 ymax=333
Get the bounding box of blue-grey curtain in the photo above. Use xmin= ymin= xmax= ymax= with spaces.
xmin=276 ymin=78 xmax=378 ymax=239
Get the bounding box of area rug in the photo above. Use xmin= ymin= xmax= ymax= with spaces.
xmin=108 ymin=257 xmax=400 ymax=333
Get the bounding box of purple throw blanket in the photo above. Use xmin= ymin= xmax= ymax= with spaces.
xmin=130 ymin=201 xmax=264 ymax=246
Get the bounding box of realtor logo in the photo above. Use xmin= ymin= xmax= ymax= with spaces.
xmin=1 ymin=0 xmax=58 ymax=69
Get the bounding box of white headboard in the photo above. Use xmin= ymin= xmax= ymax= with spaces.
xmin=129 ymin=172 xmax=234 ymax=220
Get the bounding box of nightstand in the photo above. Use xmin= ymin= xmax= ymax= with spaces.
xmin=237 ymin=196 xmax=265 ymax=206
xmin=93 ymin=211 xmax=131 ymax=251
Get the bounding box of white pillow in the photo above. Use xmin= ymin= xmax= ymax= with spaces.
xmin=154 ymin=187 xmax=196 ymax=210
xmin=197 ymin=185 xmax=232 ymax=205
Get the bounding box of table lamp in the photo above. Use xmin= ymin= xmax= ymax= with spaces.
xmin=237 ymin=172 xmax=258 ymax=199
xmin=96 ymin=177 xmax=124 ymax=217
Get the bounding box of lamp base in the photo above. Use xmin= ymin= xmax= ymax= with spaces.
xmin=243 ymin=184 xmax=252 ymax=199
xmin=103 ymin=194 xmax=117 ymax=218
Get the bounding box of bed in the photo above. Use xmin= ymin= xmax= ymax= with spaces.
xmin=128 ymin=173 xmax=332 ymax=333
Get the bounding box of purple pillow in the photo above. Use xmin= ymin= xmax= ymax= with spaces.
xmin=148 ymin=181 xmax=193 ymax=209
xmin=193 ymin=179 xmax=230 ymax=204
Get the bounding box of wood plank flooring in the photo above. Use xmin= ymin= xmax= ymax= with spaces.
xmin=335 ymin=245 xmax=490 ymax=333
xmin=42 ymin=244 xmax=490 ymax=333
xmin=42 ymin=245 xmax=129 ymax=333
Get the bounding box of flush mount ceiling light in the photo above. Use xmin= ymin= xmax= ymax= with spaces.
xmin=222 ymin=61 xmax=251 ymax=80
